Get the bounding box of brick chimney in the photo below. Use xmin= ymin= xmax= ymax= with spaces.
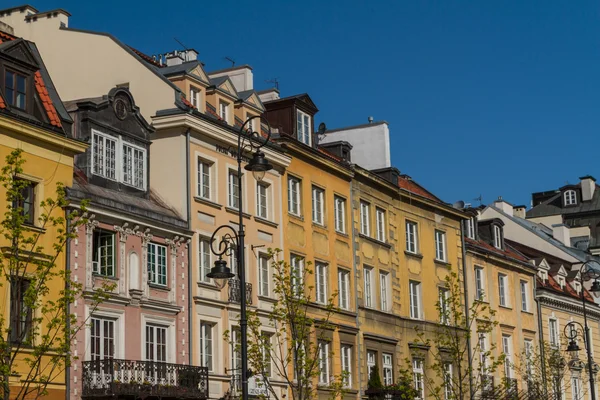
xmin=580 ymin=175 xmax=596 ymax=202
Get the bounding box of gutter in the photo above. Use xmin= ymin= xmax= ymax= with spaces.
xmin=460 ymin=224 xmax=474 ymax=399
xmin=185 ymin=127 xmax=193 ymax=365
xmin=536 ymin=278 xmax=547 ymax=397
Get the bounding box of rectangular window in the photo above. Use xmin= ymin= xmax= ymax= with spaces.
xmin=259 ymin=254 xmax=270 ymax=296
xmin=231 ymin=329 xmax=242 ymax=370
xmin=406 ymin=221 xmax=418 ymax=253
xmin=435 ymin=230 xmax=447 ymax=261
xmin=92 ymin=230 xmax=115 ymax=277
xmin=10 ymin=278 xmax=32 ymax=343
xmin=478 ymin=333 xmax=488 ymax=373
xmin=146 ymin=324 xmax=167 ymax=362
xmin=367 ymin=350 xmax=376 ymax=376
xmin=200 ymin=322 xmax=213 ymax=371
xmin=383 ymin=353 xmax=393 ymax=386
xmin=246 ymin=113 xmax=255 ymax=133
xmin=92 ymin=132 xmax=117 ymax=180
xmin=316 ymin=262 xmax=328 ymax=304
xmin=197 ymin=159 xmax=211 ymax=199
xmin=5 ymin=70 xmax=27 ymax=109
xmin=287 ymin=176 xmax=301 ymax=216
xmin=312 ymin=186 xmax=324 ymax=225
xmin=13 ymin=180 xmax=35 ymax=225
xmin=376 ymin=208 xmax=386 ymax=242
xmin=465 ymin=218 xmax=476 ymax=239
xmin=297 ymin=109 xmax=311 ymax=145
xmin=148 ymin=243 xmax=167 ymax=286
xmin=498 ymin=273 xmax=508 ymax=307
xmin=122 ymin=143 xmax=146 ymax=189
xmin=190 ymin=87 xmax=200 ymax=108
xmin=257 ymin=182 xmax=269 ymax=219
xmin=572 ymin=377 xmax=582 ymax=400
xmin=439 ymin=287 xmax=450 ymax=325
xmin=338 ymin=269 xmax=350 ymax=310
xmin=549 ymin=318 xmax=559 ymax=347
xmin=219 ymin=101 xmax=229 ymax=122
xmin=360 ymin=201 xmax=370 ymax=236
xmin=334 ymin=196 xmax=346 ymax=233
xmin=364 ymin=267 xmax=373 ymax=308
xmin=524 ymin=339 xmax=534 ymax=377
xmin=520 ymin=280 xmax=530 ymax=312
xmin=341 ymin=345 xmax=352 ymax=387
xmin=291 ymin=255 xmax=304 ymax=297
xmin=493 ymin=225 xmax=502 ymax=249
xmin=444 ymin=364 xmax=453 ymax=400
xmin=475 ymin=267 xmax=485 ymax=300
xmin=90 ymin=317 xmax=115 ymax=362
xmin=410 ymin=281 xmax=422 ymax=319
xmin=228 ymin=170 xmax=241 ymax=209
xmin=199 ymin=237 xmax=211 ymax=283
xmin=318 ymin=341 xmax=330 ymax=384
xmin=229 ymin=245 xmax=238 ymax=276
xmin=502 ymin=334 xmax=512 ymax=378
xmin=261 ymin=333 xmax=272 ymax=377
xmin=413 ymin=359 xmax=425 ymax=399
xmin=380 ymin=272 xmax=390 ymax=311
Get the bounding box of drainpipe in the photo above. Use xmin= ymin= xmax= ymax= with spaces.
xmin=535 ymin=279 xmax=547 ymax=397
xmin=185 ymin=128 xmax=193 ymax=364
xmin=65 ymin=208 xmax=71 ymax=400
xmin=349 ymin=178 xmax=362 ymax=393
xmin=460 ymin=224 xmax=474 ymax=399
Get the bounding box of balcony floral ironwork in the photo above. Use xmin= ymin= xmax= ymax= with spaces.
xmin=82 ymin=359 xmax=209 ymax=399
xmin=228 ymin=278 xmax=252 ymax=305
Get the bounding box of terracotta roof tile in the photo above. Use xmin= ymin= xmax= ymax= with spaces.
xmin=180 ymin=95 xmax=195 ymax=109
xmin=537 ymin=275 xmax=595 ymax=303
xmin=128 ymin=46 xmax=164 ymax=68
xmin=0 ymin=93 xmax=5 ymax=109
xmin=465 ymin=237 xmax=529 ymax=262
xmin=317 ymin=146 xmax=342 ymax=162
xmin=397 ymin=175 xmax=441 ymax=202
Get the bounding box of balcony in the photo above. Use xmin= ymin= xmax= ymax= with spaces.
xmin=82 ymin=359 xmax=209 ymax=399
xmin=228 ymin=278 xmax=252 ymax=305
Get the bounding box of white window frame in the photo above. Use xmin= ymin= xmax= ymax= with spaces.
xmin=502 ymin=334 xmax=512 ymax=378
xmin=291 ymin=255 xmax=304 ymax=297
xmin=474 ymin=267 xmax=485 ymax=300
xmin=92 ymin=130 xmax=117 ymax=181
xmin=549 ymin=318 xmax=560 ymax=348
xmin=197 ymin=158 xmax=212 ymax=200
xmin=383 ymin=353 xmax=393 ymax=386
xmin=316 ymin=262 xmax=328 ymax=304
xmin=376 ymin=207 xmax=386 ymax=242
xmin=312 ymin=186 xmax=325 ymax=225
xmin=296 ymin=109 xmax=311 ymax=145
xmin=380 ymin=272 xmax=390 ymax=311
xmin=190 ymin=87 xmax=201 ymax=108
xmin=122 ymin=141 xmax=146 ymax=190
xmin=409 ymin=281 xmax=422 ymax=320
xmin=200 ymin=322 xmax=213 ymax=371
xmin=318 ymin=341 xmax=330 ymax=384
xmin=360 ymin=201 xmax=370 ymax=236
xmin=228 ymin=170 xmax=241 ymax=210
xmin=219 ymin=100 xmax=229 ymax=123
xmin=478 ymin=333 xmax=489 ymax=373
xmin=406 ymin=221 xmax=418 ymax=253
xmin=258 ymin=253 xmax=270 ymax=297
xmin=565 ymin=189 xmax=577 ymax=206
xmin=364 ymin=267 xmax=373 ymax=308
xmin=198 ymin=236 xmax=211 ymax=283
xmin=341 ymin=344 xmax=352 ymax=387
xmin=413 ymin=359 xmax=425 ymax=399
xmin=334 ymin=196 xmax=346 ymax=233
xmin=439 ymin=287 xmax=450 ymax=325
xmin=524 ymin=339 xmax=534 ymax=377
xmin=435 ymin=230 xmax=447 ymax=262
xmin=520 ymin=280 xmax=530 ymax=312
xmin=498 ymin=273 xmax=508 ymax=307
xmin=493 ymin=225 xmax=502 ymax=249
xmin=288 ymin=176 xmax=301 ymax=216
xmin=338 ymin=269 xmax=350 ymax=310
xmin=572 ymin=376 xmax=582 ymax=400
xmin=148 ymin=243 xmax=167 ymax=286
xmin=444 ymin=363 xmax=453 ymax=400
xmin=466 ymin=217 xmax=475 ymax=239
xmin=367 ymin=350 xmax=376 ymax=376
xmin=256 ymin=181 xmax=269 ymax=219
xmin=92 ymin=229 xmax=115 ymax=277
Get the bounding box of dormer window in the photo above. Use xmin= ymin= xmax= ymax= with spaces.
xmin=557 ymin=276 xmax=566 ymax=289
xmin=465 ymin=217 xmax=476 ymax=239
xmin=219 ymin=100 xmax=229 ymax=123
xmin=564 ymin=190 xmax=577 ymax=206
xmin=91 ymin=129 xmax=146 ymax=190
xmin=297 ymin=109 xmax=311 ymax=145
xmin=190 ymin=87 xmax=201 ymax=108
xmin=573 ymin=281 xmax=581 ymax=294
xmin=493 ymin=225 xmax=503 ymax=249
xmin=5 ymin=70 xmax=27 ymax=109
xmin=538 ymin=270 xmax=548 ymax=282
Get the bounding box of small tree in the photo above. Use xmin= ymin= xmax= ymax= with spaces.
xmin=0 ymin=149 xmax=113 ymax=399
xmin=414 ymin=268 xmax=504 ymax=400
xmin=240 ymin=250 xmax=346 ymax=400
xmin=367 ymin=365 xmax=383 ymax=390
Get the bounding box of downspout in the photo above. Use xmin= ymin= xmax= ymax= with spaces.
xmin=350 ymin=177 xmax=362 ymax=393
xmin=65 ymin=209 xmax=71 ymax=400
xmin=460 ymin=224 xmax=474 ymax=399
xmin=185 ymin=128 xmax=193 ymax=364
xmin=535 ymin=279 xmax=547 ymax=397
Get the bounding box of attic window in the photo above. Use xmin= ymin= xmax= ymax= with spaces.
xmin=493 ymin=225 xmax=503 ymax=249
xmin=564 ymin=190 xmax=577 ymax=206
xmin=465 ymin=218 xmax=476 ymax=239
xmin=573 ymin=281 xmax=581 ymax=294
xmin=557 ymin=276 xmax=565 ymax=289
xmin=538 ymin=270 xmax=548 ymax=282
xmin=296 ymin=109 xmax=311 ymax=146
xmin=5 ymin=70 xmax=27 ymax=109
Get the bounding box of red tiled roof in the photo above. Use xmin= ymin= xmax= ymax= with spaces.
xmin=538 ymin=275 xmax=595 ymax=303
xmin=397 ymin=175 xmax=441 ymax=202
xmin=128 ymin=46 xmax=164 ymax=68
xmin=317 ymin=146 xmax=342 ymax=162
xmin=180 ymin=95 xmax=195 ymax=110
xmin=0 ymin=31 xmax=61 ymax=127
xmin=465 ymin=237 xmax=529 ymax=262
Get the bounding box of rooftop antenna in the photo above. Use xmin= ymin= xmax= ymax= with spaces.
xmin=474 ymin=194 xmax=483 ymax=206
xmin=224 ymin=57 xmax=236 ymax=67
xmin=265 ymin=78 xmax=280 ymax=90
xmin=174 ymin=37 xmax=189 ymax=51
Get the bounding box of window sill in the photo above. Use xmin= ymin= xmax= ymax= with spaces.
xmin=197 ymin=281 xmax=218 ymax=290
xmin=521 ymin=309 xmax=534 ymax=315
xmin=21 ymin=223 xmax=45 ymax=233
xmin=404 ymin=251 xmax=423 ymax=259
xmin=359 ymin=233 xmax=391 ymax=249
xmin=148 ymin=283 xmax=170 ymax=292
xmin=92 ymin=273 xmax=119 ymax=281
xmin=499 ymin=305 xmax=512 ymax=310
xmin=258 ymin=295 xmax=276 ymax=303
xmin=254 ymin=216 xmax=278 ymax=228
xmin=434 ymin=259 xmax=451 ymax=267
xmin=312 ymin=222 xmax=327 ymax=230
xmin=194 ymin=196 xmax=222 ymax=210
xmin=288 ymin=212 xmax=304 ymax=222
xmin=335 ymin=229 xmax=348 ymax=237
xmin=225 ymin=207 xmax=251 ymax=219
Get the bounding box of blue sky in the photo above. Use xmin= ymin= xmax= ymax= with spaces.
xmin=14 ymin=0 xmax=600 ymax=207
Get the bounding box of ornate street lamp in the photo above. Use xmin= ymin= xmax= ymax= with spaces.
xmin=564 ymin=260 xmax=600 ymax=400
xmin=206 ymin=116 xmax=273 ymax=400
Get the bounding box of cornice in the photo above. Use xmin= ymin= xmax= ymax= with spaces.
xmin=537 ymin=291 xmax=600 ymax=319
xmin=278 ymin=139 xmax=353 ymax=179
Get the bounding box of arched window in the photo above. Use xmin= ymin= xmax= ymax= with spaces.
xmin=564 ymin=190 xmax=577 ymax=206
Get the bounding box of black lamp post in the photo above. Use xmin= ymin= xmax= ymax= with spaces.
xmin=564 ymin=260 xmax=600 ymax=400
xmin=207 ymin=116 xmax=273 ymax=400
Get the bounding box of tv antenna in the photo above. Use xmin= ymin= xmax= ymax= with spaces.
xmin=474 ymin=194 xmax=483 ymax=206
xmin=224 ymin=57 xmax=236 ymax=67
xmin=174 ymin=37 xmax=189 ymax=50
xmin=266 ymin=78 xmax=280 ymax=90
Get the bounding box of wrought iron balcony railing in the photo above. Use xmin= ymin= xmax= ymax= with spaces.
xmin=82 ymin=359 xmax=209 ymax=399
xmin=228 ymin=278 xmax=252 ymax=305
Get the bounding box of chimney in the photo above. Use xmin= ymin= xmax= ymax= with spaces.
xmin=165 ymin=51 xmax=184 ymax=66
xmin=258 ymin=88 xmax=280 ymax=102
xmin=580 ymin=175 xmax=596 ymax=202
xmin=182 ymin=49 xmax=198 ymax=62
xmin=493 ymin=196 xmax=514 ymax=216
xmin=208 ymin=65 xmax=253 ymax=92
xmin=513 ymin=205 xmax=526 ymax=219
xmin=552 ymin=224 xmax=571 ymax=246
